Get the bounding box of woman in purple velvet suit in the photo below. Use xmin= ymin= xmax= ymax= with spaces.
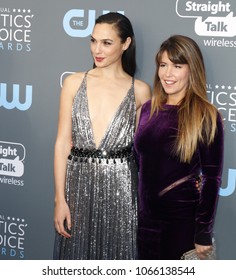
xmin=134 ymin=35 xmax=224 ymax=260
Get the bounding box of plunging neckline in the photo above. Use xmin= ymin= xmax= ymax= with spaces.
xmin=84 ymin=77 xmax=133 ymax=150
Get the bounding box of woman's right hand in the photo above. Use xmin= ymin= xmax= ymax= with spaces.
xmin=54 ymin=200 xmax=71 ymax=238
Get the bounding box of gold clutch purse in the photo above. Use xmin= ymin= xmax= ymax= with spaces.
xmin=181 ymin=240 xmax=216 ymax=260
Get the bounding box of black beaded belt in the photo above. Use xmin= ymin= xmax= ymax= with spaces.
xmin=68 ymin=146 xmax=133 ymax=163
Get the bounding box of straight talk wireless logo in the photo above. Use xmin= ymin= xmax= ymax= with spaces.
xmin=176 ymin=1 xmax=236 ymax=47
xmin=0 ymin=141 xmax=25 ymax=187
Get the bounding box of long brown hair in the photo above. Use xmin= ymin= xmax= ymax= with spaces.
xmin=151 ymin=35 xmax=219 ymax=163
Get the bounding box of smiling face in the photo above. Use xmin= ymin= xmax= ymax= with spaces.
xmin=90 ymin=23 xmax=130 ymax=69
xmin=158 ymin=51 xmax=190 ymax=104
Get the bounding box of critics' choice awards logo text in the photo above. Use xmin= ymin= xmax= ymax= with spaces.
xmin=63 ymin=9 xmax=124 ymax=38
xmin=0 ymin=141 xmax=25 ymax=187
xmin=207 ymin=83 xmax=236 ymax=197
xmin=0 ymin=214 xmax=27 ymax=259
xmin=207 ymin=83 xmax=236 ymax=132
xmin=176 ymin=1 xmax=236 ymax=47
xmin=0 ymin=7 xmax=34 ymax=52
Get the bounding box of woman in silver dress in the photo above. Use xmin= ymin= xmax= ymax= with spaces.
xmin=53 ymin=12 xmax=151 ymax=259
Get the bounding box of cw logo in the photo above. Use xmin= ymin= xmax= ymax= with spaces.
xmin=63 ymin=9 xmax=124 ymax=38
xmin=220 ymin=169 xmax=236 ymax=197
xmin=0 ymin=83 xmax=32 ymax=111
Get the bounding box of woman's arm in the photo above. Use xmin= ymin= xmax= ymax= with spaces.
xmin=53 ymin=73 xmax=82 ymax=238
xmin=195 ymin=112 xmax=224 ymax=257
xmin=134 ymin=79 xmax=151 ymax=129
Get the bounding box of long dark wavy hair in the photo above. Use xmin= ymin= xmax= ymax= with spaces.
xmin=94 ymin=12 xmax=136 ymax=76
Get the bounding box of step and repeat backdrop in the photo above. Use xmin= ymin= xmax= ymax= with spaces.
xmin=0 ymin=0 xmax=235 ymax=260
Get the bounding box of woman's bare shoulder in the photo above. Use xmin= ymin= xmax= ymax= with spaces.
xmin=134 ymin=78 xmax=151 ymax=107
xmin=63 ymin=71 xmax=86 ymax=87
xmin=61 ymin=71 xmax=87 ymax=97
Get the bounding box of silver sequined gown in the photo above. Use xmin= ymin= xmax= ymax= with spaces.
xmin=53 ymin=72 xmax=138 ymax=260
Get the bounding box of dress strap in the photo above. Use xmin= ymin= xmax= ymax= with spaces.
xmin=79 ymin=70 xmax=89 ymax=88
xmin=131 ymin=77 xmax=135 ymax=87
